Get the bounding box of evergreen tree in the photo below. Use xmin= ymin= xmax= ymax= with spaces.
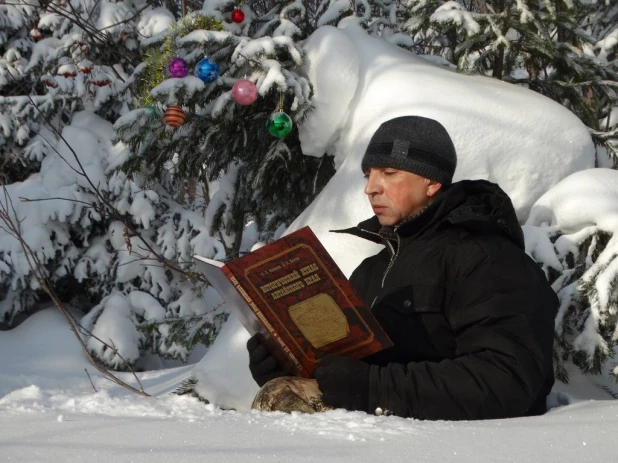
xmin=0 ymin=0 xmax=143 ymax=323
xmin=0 ymin=2 xmax=228 ymax=368
xmin=400 ymin=0 xmax=618 ymax=161
xmin=114 ymin=1 xmax=335 ymax=256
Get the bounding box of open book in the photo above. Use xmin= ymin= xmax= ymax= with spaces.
xmin=193 ymin=226 xmax=392 ymax=377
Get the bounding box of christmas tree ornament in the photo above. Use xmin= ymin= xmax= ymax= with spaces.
xmin=164 ymin=106 xmax=186 ymax=128
xmin=232 ymin=79 xmax=257 ymax=105
xmin=267 ymin=111 xmax=293 ymax=138
xmin=144 ymin=106 xmax=157 ymax=118
xmin=231 ymin=8 xmax=245 ymax=24
xmin=195 ymin=58 xmax=219 ymax=83
xmin=268 ymin=91 xmax=293 ymax=138
xmin=168 ymin=57 xmax=188 ymax=78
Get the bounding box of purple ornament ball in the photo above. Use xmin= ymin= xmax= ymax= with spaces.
xmin=168 ymin=57 xmax=188 ymax=78
xmin=232 ymin=79 xmax=258 ymax=105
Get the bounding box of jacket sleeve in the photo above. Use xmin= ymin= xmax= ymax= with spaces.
xmin=368 ymin=245 xmax=556 ymax=420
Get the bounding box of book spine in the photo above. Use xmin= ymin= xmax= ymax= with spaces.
xmin=224 ymin=270 xmax=306 ymax=377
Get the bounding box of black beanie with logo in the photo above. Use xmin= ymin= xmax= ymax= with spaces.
xmin=361 ymin=116 xmax=457 ymax=186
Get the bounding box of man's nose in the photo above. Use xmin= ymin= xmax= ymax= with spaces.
xmin=364 ymin=171 xmax=381 ymax=196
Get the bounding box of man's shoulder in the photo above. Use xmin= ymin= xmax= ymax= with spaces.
xmin=441 ymin=226 xmax=528 ymax=270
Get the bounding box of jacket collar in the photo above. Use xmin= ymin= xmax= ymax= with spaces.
xmin=332 ymin=180 xmax=524 ymax=249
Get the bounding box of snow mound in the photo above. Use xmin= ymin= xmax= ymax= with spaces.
xmin=527 ymin=168 xmax=618 ymax=233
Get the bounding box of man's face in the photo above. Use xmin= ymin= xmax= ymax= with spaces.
xmin=363 ymin=167 xmax=442 ymax=226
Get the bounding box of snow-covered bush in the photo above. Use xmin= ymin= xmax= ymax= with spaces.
xmin=525 ymin=168 xmax=618 ymax=383
xmin=0 ymin=109 xmax=238 ymax=368
xmin=0 ymin=0 xmax=147 ymax=184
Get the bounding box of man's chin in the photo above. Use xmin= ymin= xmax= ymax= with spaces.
xmin=375 ymin=215 xmax=397 ymax=226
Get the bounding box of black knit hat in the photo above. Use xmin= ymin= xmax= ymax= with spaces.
xmin=361 ymin=116 xmax=457 ymax=185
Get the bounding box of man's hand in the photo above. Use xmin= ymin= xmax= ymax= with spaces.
xmin=314 ymin=354 xmax=371 ymax=413
xmin=247 ymin=335 xmax=290 ymax=387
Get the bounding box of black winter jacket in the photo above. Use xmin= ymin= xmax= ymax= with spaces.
xmin=337 ymin=180 xmax=558 ymax=420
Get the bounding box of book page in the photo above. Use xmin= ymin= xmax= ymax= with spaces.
xmin=193 ymin=255 xmax=262 ymax=335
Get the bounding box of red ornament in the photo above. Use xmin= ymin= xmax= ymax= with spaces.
xmin=93 ymin=79 xmax=112 ymax=87
xmin=164 ymin=106 xmax=186 ymax=128
xmin=43 ymin=79 xmax=58 ymax=89
xmin=231 ymin=8 xmax=245 ymax=24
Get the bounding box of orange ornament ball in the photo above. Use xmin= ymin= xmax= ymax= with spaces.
xmin=164 ymin=106 xmax=186 ymax=128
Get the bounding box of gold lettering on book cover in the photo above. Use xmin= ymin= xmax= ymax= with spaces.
xmin=271 ymin=280 xmax=305 ymax=300
xmin=260 ymin=271 xmax=301 ymax=294
xmin=289 ymin=294 xmax=349 ymax=348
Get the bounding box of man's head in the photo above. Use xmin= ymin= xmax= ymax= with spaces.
xmin=361 ymin=116 xmax=457 ymax=226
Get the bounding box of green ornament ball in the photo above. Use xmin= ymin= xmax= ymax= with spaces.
xmin=267 ymin=111 xmax=293 ymax=138
xmin=144 ymin=106 xmax=157 ymax=118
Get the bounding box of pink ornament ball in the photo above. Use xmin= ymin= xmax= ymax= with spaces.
xmin=168 ymin=57 xmax=188 ymax=78
xmin=232 ymin=79 xmax=258 ymax=105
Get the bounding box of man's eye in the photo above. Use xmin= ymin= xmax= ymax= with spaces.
xmin=384 ymin=171 xmax=396 ymax=176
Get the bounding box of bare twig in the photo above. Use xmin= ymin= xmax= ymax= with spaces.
xmin=68 ymin=312 xmax=146 ymax=393
xmin=84 ymin=368 xmax=98 ymax=393
xmin=18 ymin=197 xmax=95 ymax=208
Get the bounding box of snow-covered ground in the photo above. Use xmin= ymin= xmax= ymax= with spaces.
xmin=1 ymin=307 xmax=617 ymax=462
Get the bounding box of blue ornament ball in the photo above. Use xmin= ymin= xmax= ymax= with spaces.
xmin=195 ymin=58 xmax=219 ymax=83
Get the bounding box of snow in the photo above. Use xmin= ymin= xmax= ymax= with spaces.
xmin=192 ymin=314 xmax=259 ymax=410
xmin=527 ymin=168 xmax=618 ymax=233
xmin=137 ymin=6 xmax=175 ymax=40
xmin=97 ymin=0 xmax=133 ymax=35
xmin=2 ymin=307 xmax=618 ymax=462
xmin=430 ymin=2 xmax=481 ymax=35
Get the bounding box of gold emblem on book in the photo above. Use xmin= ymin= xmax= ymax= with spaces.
xmin=289 ymin=294 xmax=349 ymax=348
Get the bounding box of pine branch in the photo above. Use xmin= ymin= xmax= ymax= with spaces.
xmin=16 ymin=89 xmax=208 ymax=286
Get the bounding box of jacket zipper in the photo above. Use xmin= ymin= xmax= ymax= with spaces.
xmin=359 ymin=227 xmax=401 ymax=308
xmin=381 ymin=231 xmax=401 ymax=289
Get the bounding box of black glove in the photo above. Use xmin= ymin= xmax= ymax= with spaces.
xmin=314 ymin=354 xmax=371 ymax=413
xmin=247 ymin=334 xmax=290 ymax=387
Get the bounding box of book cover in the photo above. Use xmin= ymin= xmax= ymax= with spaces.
xmin=193 ymin=226 xmax=392 ymax=377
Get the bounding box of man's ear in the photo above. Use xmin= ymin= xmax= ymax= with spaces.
xmin=426 ymin=179 xmax=443 ymax=197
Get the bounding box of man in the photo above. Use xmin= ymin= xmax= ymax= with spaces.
xmin=247 ymin=116 xmax=558 ymax=420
